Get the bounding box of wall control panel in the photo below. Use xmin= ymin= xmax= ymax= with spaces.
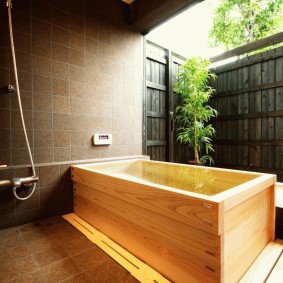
xmin=93 ymin=133 xmax=112 ymax=145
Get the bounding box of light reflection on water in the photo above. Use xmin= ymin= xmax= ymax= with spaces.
xmin=91 ymin=160 xmax=260 ymax=196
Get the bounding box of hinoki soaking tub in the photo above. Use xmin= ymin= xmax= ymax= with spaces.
xmin=71 ymin=159 xmax=276 ymax=283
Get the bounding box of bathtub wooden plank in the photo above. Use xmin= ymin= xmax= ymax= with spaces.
xmin=63 ymin=213 xmax=172 ymax=283
xmin=71 ymin=160 xmax=276 ymax=283
xmin=239 ymin=240 xmax=283 ymax=283
xmin=223 ymin=188 xmax=273 ymax=283
xmin=72 ymin=167 xmax=220 ymax=235
xmin=74 ymin=182 xmax=221 ymax=283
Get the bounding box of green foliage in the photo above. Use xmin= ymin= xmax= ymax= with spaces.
xmin=174 ymin=57 xmax=218 ymax=165
xmin=209 ymin=0 xmax=283 ymax=50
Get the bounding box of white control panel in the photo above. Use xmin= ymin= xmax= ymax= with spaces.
xmin=93 ymin=133 xmax=112 ymax=145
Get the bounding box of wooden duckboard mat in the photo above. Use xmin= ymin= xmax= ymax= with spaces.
xmin=63 ymin=213 xmax=171 ymax=283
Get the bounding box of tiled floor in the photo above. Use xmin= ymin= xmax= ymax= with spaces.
xmin=0 ymin=216 xmax=139 ymax=283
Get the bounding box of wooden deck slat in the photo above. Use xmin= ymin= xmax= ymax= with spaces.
xmin=276 ymin=183 xmax=283 ymax=208
xmin=240 ymin=240 xmax=283 ymax=283
xmin=266 ymin=246 xmax=283 ymax=283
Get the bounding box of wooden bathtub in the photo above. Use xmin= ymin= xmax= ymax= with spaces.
xmin=71 ymin=159 xmax=276 ymax=283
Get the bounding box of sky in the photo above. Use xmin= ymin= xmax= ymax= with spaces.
xmin=146 ymin=0 xmax=224 ymax=59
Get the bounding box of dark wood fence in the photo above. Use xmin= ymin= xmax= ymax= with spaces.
xmin=144 ymin=41 xmax=185 ymax=162
xmin=145 ymin=40 xmax=283 ymax=182
xmin=210 ymin=46 xmax=283 ymax=181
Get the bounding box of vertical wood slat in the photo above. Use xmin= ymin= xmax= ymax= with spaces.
xmin=145 ymin=41 xmax=185 ymax=162
xmin=145 ymin=42 xmax=168 ymax=161
xmin=212 ymin=46 xmax=283 ymax=181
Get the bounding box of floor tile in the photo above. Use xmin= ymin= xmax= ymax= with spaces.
xmin=25 ymin=234 xmax=58 ymax=254
xmin=3 ymin=242 xmax=31 ymax=261
xmin=7 ymin=270 xmax=45 ymax=283
xmin=0 ymin=216 xmax=139 ymax=283
xmin=72 ymin=246 xmax=111 ymax=270
xmin=20 ymin=227 xmax=50 ymax=243
xmin=61 ymin=271 xmax=93 ymax=283
xmin=0 ymin=255 xmax=38 ymax=282
xmin=59 ymin=234 xmax=94 ymax=256
xmin=33 ymin=245 xmax=69 ymax=267
xmin=41 ymin=257 xmax=81 ymax=283
xmin=88 ymin=259 xmax=130 ymax=283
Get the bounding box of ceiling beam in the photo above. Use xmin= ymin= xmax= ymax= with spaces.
xmin=129 ymin=0 xmax=203 ymax=34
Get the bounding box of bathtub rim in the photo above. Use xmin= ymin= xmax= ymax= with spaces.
xmin=71 ymin=159 xmax=276 ymax=208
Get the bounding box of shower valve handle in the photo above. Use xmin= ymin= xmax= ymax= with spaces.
xmin=11 ymin=176 xmax=39 ymax=188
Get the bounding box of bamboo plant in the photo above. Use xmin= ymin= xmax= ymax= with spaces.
xmin=174 ymin=56 xmax=218 ymax=165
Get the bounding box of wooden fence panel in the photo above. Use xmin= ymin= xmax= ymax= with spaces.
xmin=212 ymin=46 xmax=283 ymax=181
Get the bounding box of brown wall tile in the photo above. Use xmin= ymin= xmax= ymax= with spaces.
xmin=0 ymin=0 xmax=143 ymax=229
xmin=71 ymin=131 xmax=86 ymax=146
xmin=32 ymin=18 xmax=51 ymax=41
xmin=70 ymin=81 xmax=85 ymax=100
xmin=53 ymin=113 xmax=70 ymax=131
xmin=69 ymin=15 xmax=84 ymax=35
xmin=69 ymin=32 xmax=84 ymax=52
xmin=39 ymin=166 xmax=60 ymax=187
xmin=15 ymin=51 xmax=32 ymax=73
xmin=11 ymin=91 xmax=33 ymax=111
xmin=0 ymin=67 xmax=10 ymax=85
xmin=0 ymin=213 xmax=16 ymax=230
xmin=34 ymin=130 xmax=53 ymax=148
xmin=51 ymin=0 xmax=70 ymax=13
xmin=32 ymin=37 xmax=52 ymax=58
xmin=54 ymin=131 xmax=71 ymax=147
xmin=32 ymin=55 xmax=52 ymax=76
xmin=11 ymin=71 xmax=32 ymax=92
xmin=69 ymin=49 xmax=84 ymax=66
xmin=0 ymin=150 xmax=11 ymax=166
xmin=54 ymin=147 xmax=71 ymax=162
xmin=52 ymin=61 xmax=70 ymax=80
xmin=70 ymin=66 xmax=85 ymax=83
xmin=53 ymin=95 xmax=70 ymax=114
xmin=0 ymin=185 xmax=15 ymax=216
xmin=33 ymin=75 xmax=52 ymax=94
xmin=71 ymin=146 xmax=86 ymax=160
xmin=11 ymin=109 xmax=33 ymax=130
xmin=16 ymin=208 xmax=40 ymax=226
xmin=14 ymin=31 xmax=31 ymax=53
xmin=32 ymin=0 xmax=51 ymax=23
xmin=34 ymin=147 xmax=54 ymax=164
xmin=70 ymin=114 xmax=86 ymax=131
xmin=52 ymin=79 xmax=69 ymax=96
xmin=52 ymin=43 xmax=70 ymax=63
xmin=34 ymin=112 xmax=52 ymax=130
xmin=0 ymin=129 xmax=10 ymax=149
xmin=51 ymin=8 xmax=68 ymax=30
xmin=33 ymin=93 xmax=52 ymax=112
xmin=52 ymin=26 xmax=69 ymax=47
xmin=12 ymin=149 xmax=30 ymax=165
xmin=0 ymin=108 xmax=11 ymax=128
xmin=85 ymin=38 xmax=99 ymax=55
xmin=11 ymin=129 xmax=33 ymax=149
xmin=85 ymin=21 xmax=99 ymax=41
xmin=16 ymin=190 xmax=39 ymax=212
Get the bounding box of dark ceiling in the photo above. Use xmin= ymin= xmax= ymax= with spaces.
xmin=123 ymin=0 xmax=203 ymax=34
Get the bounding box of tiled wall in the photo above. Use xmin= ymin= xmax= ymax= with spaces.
xmin=0 ymin=0 xmax=143 ymax=229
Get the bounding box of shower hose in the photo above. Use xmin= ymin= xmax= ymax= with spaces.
xmin=7 ymin=0 xmax=37 ymax=200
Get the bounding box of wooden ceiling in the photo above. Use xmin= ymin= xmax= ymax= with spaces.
xmin=122 ymin=0 xmax=202 ymax=34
